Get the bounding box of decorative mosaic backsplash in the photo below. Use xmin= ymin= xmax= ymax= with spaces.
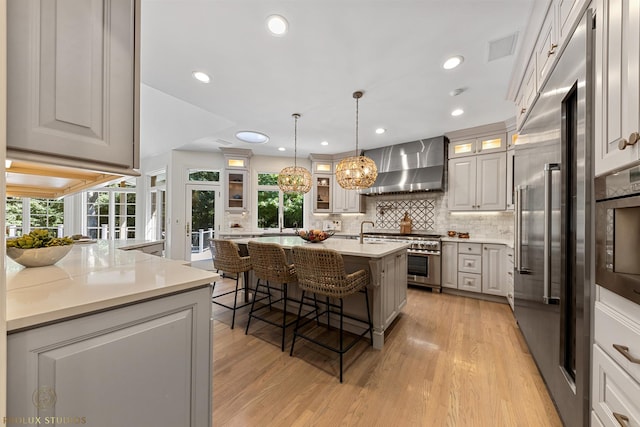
xmin=375 ymin=199 xmax=436 ymax=230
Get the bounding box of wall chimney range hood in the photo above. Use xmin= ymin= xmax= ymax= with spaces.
xmin=360 ymin=136 xmax=447 ymax=195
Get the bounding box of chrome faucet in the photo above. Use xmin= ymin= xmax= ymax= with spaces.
xmin=360 ymin=221 xmax=375 ymax=244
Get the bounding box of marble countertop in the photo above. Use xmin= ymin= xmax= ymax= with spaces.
xmin=441 ymin=236 xmax=514 ymax=248
xmin=6 ymin=240 xmax=218 ymax=332
xmin=231 ymin=236 xmax=410 ymax=258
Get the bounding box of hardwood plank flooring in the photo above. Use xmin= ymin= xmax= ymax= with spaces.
xmin=212 ymin=278 xmax=562 ymax=427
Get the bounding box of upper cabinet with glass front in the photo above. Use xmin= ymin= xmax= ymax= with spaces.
xmin=7 ymin=0 xmax=140 ymax=174
xmin=448 ymin=132 xmax=507 ymax=159
xmin=313 ymin=175 xmax=332 ymax=213
xmin=222 ymin=148 xmax=252 ymax=212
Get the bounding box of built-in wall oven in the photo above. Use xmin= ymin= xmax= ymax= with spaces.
xmin=595 ymin=163 xmax=640 ymax=305
xmin=363 ymin=233 xmax=442 ymax=291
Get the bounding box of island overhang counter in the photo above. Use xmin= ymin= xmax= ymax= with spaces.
xmin=229 ymin=236 xmax=410 ymax=349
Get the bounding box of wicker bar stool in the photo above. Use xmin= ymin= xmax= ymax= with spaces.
xmin=245 ymin=241 xmax=301 ymax=351
xmin=209 ymin=239 xmax=253 ymax=329
xmin=290 ymin=246 xmax=373 ymax=383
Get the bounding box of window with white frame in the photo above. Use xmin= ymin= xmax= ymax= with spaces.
xmin=85 ymin=182 xmax=137 ymax=240
xmin=148 ymin=172 xmax=167 ymax=241
xmin=256 ymin=173 xmax=304 ymax=230
xmin=5 ymin=197 xmax=64 ymax=237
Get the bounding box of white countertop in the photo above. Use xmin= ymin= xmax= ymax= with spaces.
xmin=231 ymin=236 xmax=410 ymax=258
xmin=441 ymin=236 xmax=514 ymax=248
xmin=6 ymin=240 xmax=218 ymax=332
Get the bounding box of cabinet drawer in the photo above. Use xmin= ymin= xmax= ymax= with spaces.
xmin=592 ymin=345 xmax=640 ymax=427
xmin=458 ymin=272 xmax=481 ymax=293
xmin=458 ymin=254 xmax=482 ymax=274
xmin=594 ymin=302 xmax=640 ymax=383
xmin=458 ymin=243 xmax=482 ymax=254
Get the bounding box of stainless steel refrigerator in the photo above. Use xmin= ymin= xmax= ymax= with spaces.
xmin=513 ymin=9 xmax=593 ymax=427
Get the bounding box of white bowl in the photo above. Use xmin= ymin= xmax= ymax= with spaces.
xmin=7 ymin=245 xmax=73 ymax=268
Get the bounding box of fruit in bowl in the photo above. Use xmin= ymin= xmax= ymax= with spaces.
xmin=297 ymin=229 xmax=335 ymax=243
xmin=6 ymin=229 xmax=75 ymax=268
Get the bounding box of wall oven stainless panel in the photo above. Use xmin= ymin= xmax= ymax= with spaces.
xmin=595 ymin=166 xmax=640 ymax=305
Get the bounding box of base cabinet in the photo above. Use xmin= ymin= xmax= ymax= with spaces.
xmin=592 ymin=286 xmax=640 ymax=427
xmin=482 ymin=244 xmax=507 ymax=296
xmin=441 ymin=241 xmax=508 ymax=298
xmin=8 ymin=287 xmax=212 ymax=427
xmin=441 ymin=242 xmax=458 ymax=289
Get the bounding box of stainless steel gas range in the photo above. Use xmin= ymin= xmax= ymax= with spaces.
xmin=362 ymin=232 xmax=442 ymax=291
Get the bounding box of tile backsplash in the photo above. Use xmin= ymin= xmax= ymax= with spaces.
xmin=315 ymin=191 xmax=514 ymax=240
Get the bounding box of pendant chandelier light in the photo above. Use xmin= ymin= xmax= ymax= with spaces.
xmin=278 ymin=113 xmax=312 ymax=194
xmin=335 ymin=91 xmax=378 ymax=190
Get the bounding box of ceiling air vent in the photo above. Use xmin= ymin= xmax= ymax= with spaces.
xmin=488 ymin=32 xmax=518 ymax=62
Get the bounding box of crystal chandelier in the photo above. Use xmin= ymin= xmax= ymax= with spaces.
xmin=278 ymin=113 xmax=312 ymax=194
xmin=335 ymin=91 xmax=378 ymax=190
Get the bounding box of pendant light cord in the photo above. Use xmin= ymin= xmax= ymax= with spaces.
xmin=293 ymin=113 xmax=300 ymax=169
xmin=355 ymin=96 xmax=359 ymax=157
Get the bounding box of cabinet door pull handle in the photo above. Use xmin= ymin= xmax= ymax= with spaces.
xmin=547 ymin=43 xmax=558 ymax=57
xmin=613 ymin=344 xmax=640 ymax=364
xmin=618 ymin=132 xmax=639 ymax=150
xmin=613 ymin=412 xmax=629 ymax=426
xmin=520 ymin=107 xmax=526 ymax=114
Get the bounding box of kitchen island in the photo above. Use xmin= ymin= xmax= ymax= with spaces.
xmin=231 ymin=236 xmax=409 ymax=349
xmin=6 ymin=240 xmax=217 ymax=427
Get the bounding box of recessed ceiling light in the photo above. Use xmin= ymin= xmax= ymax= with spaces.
xmin=375 ymin=128 xmax=386 ymax=135
xmin=320 ymin=141 xmax=329 ymax=146
xmin=235 ymin=131 xmax=270 ymax=144
xmin=443 ymin=56 xmax=464 ymax=70
xmin=278 ymin=147 xmax=286 ymax=151
xmin=451 ymin=109 xmax=464 ymax=117
xmin=192 ymin=71 xmax=211 ymax=83
xmin=266 ymin=15 xmax=288 ymax=36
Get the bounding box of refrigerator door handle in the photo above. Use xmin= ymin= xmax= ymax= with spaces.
xmin=515 ymin=185 xmax=531 ymax=274
xmin=544 ymin=163 xmax=561 ymax=304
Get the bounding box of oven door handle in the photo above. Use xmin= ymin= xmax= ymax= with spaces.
xmin=543 ymin=163 xmax=560 ymax=305
xmin=407 ymin=250 xmax=441 ymax=256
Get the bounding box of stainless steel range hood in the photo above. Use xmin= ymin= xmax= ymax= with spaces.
xmin=360 ymin=136 xmax=447 ymax=194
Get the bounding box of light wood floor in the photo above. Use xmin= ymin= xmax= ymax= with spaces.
xmin=212 ymin=278 xmax=562 ymax=427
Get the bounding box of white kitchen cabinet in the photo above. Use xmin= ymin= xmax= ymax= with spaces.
xmin=506 ymin=148 xmax=516 ymax=210
xmin=482 ymin=244 xmax=507 ymax=297
xmin=441 ymin=242 xmax=458 ymax=289
xmin=225 ymin=169 xmax=248 ymax=212
xmin=535 ymin=3 xmax=559 ymax=88
xmin=592 ymin=286 xmax=640 ymax=427
xmin=378 ymin=251 xmax=408 ymax=335
xmin=506 ymin=247 xmax=515 ymax=310
xmin=332 ymin=182 xmax=365 ymax=213
xmin=8 ymin=286 xmax=212 ymax=427
xmin=594 ymin=0 xmax=640 ymax=175
xmin=448 ymin=132 xmax=506 ymax=159
xmin=7 ymin=0 xmax=140 ymax=173
xmin=448 ymin=152 xmax=507 ymax=211
xmin=312 ymin=174 xmax=332 ymax=213
xmin=332 ymin=160 xmax=365 ymax=213
xmin=456 ymin=243 xmax=482 ymax=293
xmin=515 ymin=60 xmax=537 ymax=130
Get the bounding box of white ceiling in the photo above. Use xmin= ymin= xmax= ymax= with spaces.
xmin=140 ymin=0 xmax=536 ymax=160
